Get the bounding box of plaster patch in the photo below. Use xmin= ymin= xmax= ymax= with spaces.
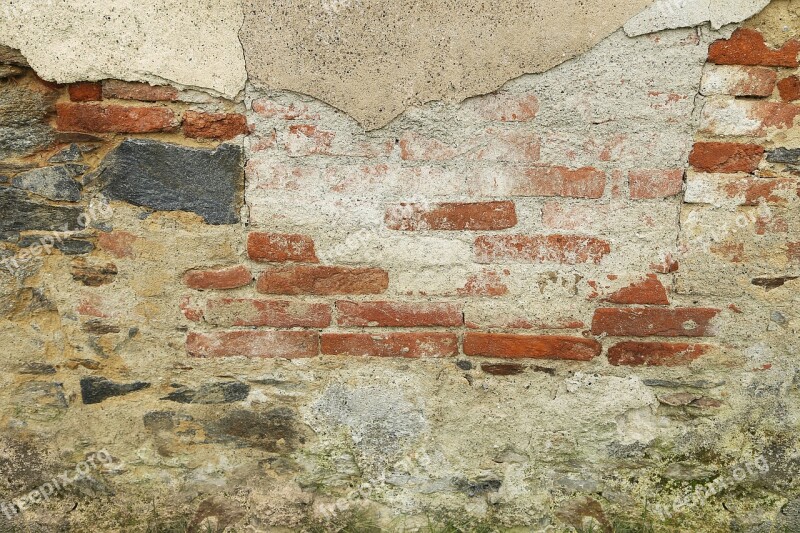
xmin=0 ymin=0 xmax=246 ymax=98
xmin=240 ymin=0 xmax=654 ymax=129
xmin=624 ymin=0 xmax=771 ymax=36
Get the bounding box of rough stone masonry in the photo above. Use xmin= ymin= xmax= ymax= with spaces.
xmin=0 ymin=0 xmax=799 ymax=531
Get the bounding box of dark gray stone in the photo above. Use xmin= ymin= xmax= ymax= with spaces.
xmin=162 ymin=381 xmax=250 ymax=404
xmin=55 ymin=239 xmax=95 ymax=255
xmin=205 ymin=408 xmax=301 ymax=451
xmin=454 ymin=477 xmax=502 ymax=496
xmin=79 ymin=376 xmax=150 ymax=405
xmin=11 ymin=165 xmax=86 ymax=202
xmin=767 ymin=148 xmax=800 ymax=165
xmin=96 ymin=139 xmax=243 ymax=224
xmin=0 ymin=84 xmax=56 ymax=159
xmin=19 ymin=362 xmax=57 ymax=375
xmin=48 ymin=144 xmax=83 ymax=163
xmin=0 ymin=187 xmax=83 ymax=238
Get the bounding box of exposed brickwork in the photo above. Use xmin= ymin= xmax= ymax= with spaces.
xmin=708 ymin=29 xmax=800 ymax=67
xmin=778 ymin=76 xmax=800 ymax=102
xmin=183 ymin=265 xmax=252 ymax=290
xmin=69 ymin=82 xmax=102 ymax=102
xmin=628 ymin=169 xmax=684 ymax=199
xmin=103 ymin=80 xmax=178 ymax=101
xmin=591 ymin=308 xmax=720 ymax=337
xmin=463 ymin=333 xmax=601 ymax=361
xmin=385 ymin=201 xmax=517 ymax=231
xmin=56 ymin=102 xmax=176 ymax=133
xmin=204 ymin=298 xmax=331 ymax=327
xmin=689 ymin=142 xmax=764 ymax=173
xmin=604 ymin=274 xmax=669 ymax=305
xmin=321 ymin=332 xmax=458 ymax=358
xmin=186 ymin=331 xmax=319 ymax=358
xmin=183 ymin=110 xmax=249 ymax=140
xmin=247 ymin=232 xmax=319 ymax=263
xmin=607 ymin=342 xmax=710 ymax=366
xmin=257 ymin=266 xmax=390 ymax=295
xmin=336 ymin=301 xmax=463 ymax=327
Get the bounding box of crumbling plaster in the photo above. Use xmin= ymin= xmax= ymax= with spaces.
xmin=0 ymin=0 xmax=776 ymax=128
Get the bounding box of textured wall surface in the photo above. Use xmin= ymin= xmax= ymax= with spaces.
xmin=0 ymin=0 xmax=799 ymax=532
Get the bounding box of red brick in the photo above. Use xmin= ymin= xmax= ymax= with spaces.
xmin=186 ymin=331 xmax=318 ymax=359
xmin=605 ymin=274 xmax=669 ymax=305
xmin=336 ymin=301 xmax=463 ymax=327
xmin=689 ymin=142 xmax=764 ymax=173
xmin=467 ymin=92 xmax=540 ymax=122
xmin=56 ymin=102 xmax=175 ymax=133
xmin=247 ymin=232 xmax=318 ymax=263
xmin=251 ymin=98 xmax=320 ymax=120
xmin=183 ymin=111 xmax=248 ymax=140
xmin=183 ymin=265 xmax=252 ymax=290
xmin=463 ymin=333 xmax=601 ymax=361
xmin=708 ymin=29 xmax=800 ymax=67
xmin=778 ymin=75 xmax=800 ymax=102
xmin=69 ymin=82 xmax=102 ymax=102
xmin=475 ymin=235 xmax=611 ymax=265
xmin=457 ymin=270 xmax=509 ymax=297
xmin=514 ymin=166 xmax=606 ymax=198
xmin=385 ymin=201 xmax=517 ymax=231
xmin=97 ymin=231 xmax=138 ymax=259
xmin=321 ymin=332 xmax=458 ymax=358
xmin=102 ymin=80 xmax=178 ymax=101
xmin=607 ymin=342 xmax=710 ymax=366
xmin=629 ymin=169 xmax=684 ymax=199
xmin=722 ymin=177 xmax=797 ymax=206
xmin=591 ymin=307 xmax=720 ymax=337
xmin=179 ymin=296 xmax=203 ymax=322
xmin=399 ymin=132 xmax=458 ymax=161
xmin=700 ymin=99 xmax=800 ymax=137
xmin=205 ymin=298 xmax=331 ymax=327
xmin=257 ymin=266 xmax=389 ymax=295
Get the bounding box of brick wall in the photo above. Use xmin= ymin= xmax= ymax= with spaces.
xmin=0 ymin=9 xmax=799 ymax=531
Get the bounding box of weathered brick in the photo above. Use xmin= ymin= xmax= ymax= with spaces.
xmin=183 ymin=265 xmax=252 ymax=290
xmin=475 ymin=235 xmax=611 ymax=265
xmin=251 ymin=98 xmax=320 ymax=120
xmin=607 ymin=341 xmax=710 ymax=366
xmin=591 ymin=307 xmax=720 ymax=337
xmin=247 ymin=232 xmax=318 ymax=262
xmin=97 ymin=231 xmax=138 ymax=259
xmin=399 ymin=132 xmax=459 ymax=161
xmin=321 ymin=332 xmax=458 ymax=358
xmin=778 ymin=75 xmax=800 ymax=102
xmin=685 ymin=174 xmax=797 ymax=206
xmin=186 ymin=331 xmax=318 ymax=358
xmin=508 ymin=166 xmax=606 ymax=198
xmin=788 ymin=242 xmax=800 ymax=263
xmin=708 ymin=29 xmax=800 ymax=67
xmin=336 ymin=301 xmax=463 ymax=327
xmin=285 ymin=124 xmax=335 ymax=155
xmin=56 ymin=102 xmax=175 ymax=133
xmin=69 ymin=82 xmax=102 ymax=102
xmin=457 ymin=270 xmax=509 ymax=296
xmin=628 ymin=169 xmax=684 ymax=199
xmin=463 ymin=333 xmax=601 ymax=361
xmin=257 ymin=266 xmax=389 ymax=295
xmin=700 ymin=65 xmax=777 ymax=97
xmin=180 ymin=296 xmax=203 ymax=322
xmin=700 ymin=98 xmax=800 ymax=137
xmin=184 ymin=111 xmax=249 ymax=140
xmin=605 ymin=274 xmax=669 ymax=305
xmin=689 ymin=142 xmax=764 ymax=173
xmin=102 ymin=80 xmax=178 ymax=101
xmin=205 ymin=298 xmax=331 ymax=327
xmin=466 ymin=130 xmax=541 ymax=162
xmin=463 ymin=92 xmax=540 ymax=122
xmin=385 ymin=201 xmax=517 ymax=231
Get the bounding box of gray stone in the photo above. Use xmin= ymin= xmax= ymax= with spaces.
xmin=0 ymin=187 xmax=83 ymax=238
xmin=162 ymin=381 xmax=250 ymax=404
xmin=0 ymin=45 xmax=28 ymax=66
xmin=55 ymin=239 xmax=95 ymax=255
xmin=767 ymin=148 xmax=800 ymax=165
xmin=205 ymin=408 xmax=302 ymax=451
xmin=79 ymin=376 xmax=150 ymax=405
xmin=96 ymin=139 xmax=243 ymax=225
xmin=0 ymin=64 xmax=24 ymax=80
xmin=19 ymin=362 xmax=57 ymax=375
xmin=48 ymin=144 xmax=83 ymax=163
xmin=0 ymin=84 xmax=56 ymax=159
xmin=11 ymin=165 xmax=87 ymax=202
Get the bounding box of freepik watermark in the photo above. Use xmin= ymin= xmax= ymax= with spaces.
xmin=652 ymin=454 xmax=770 ymax=521
xmin=0 ymin=201 xmax=112 ymax=277
xmin=1 ymin=450 xmax=114 ymax=521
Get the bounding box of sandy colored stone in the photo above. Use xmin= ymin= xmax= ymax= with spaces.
xmin=624 ymin=0 xmax=771 ymax=36
xmin=0 ymin=0 xmax=246 ymax=98
xmin=241 ymin=0 xmax=654 ymax=128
